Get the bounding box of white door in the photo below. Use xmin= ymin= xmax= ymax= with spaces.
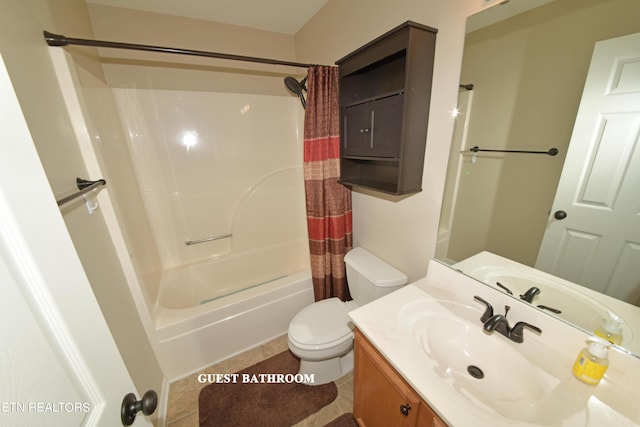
xmin=0 ymin=55 xmax=152 ymax=426
xmin=536 ymin=32 xmax=640 ymax=305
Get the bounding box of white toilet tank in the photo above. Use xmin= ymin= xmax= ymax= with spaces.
xmin=344 ymin=247 xmax=408 ymax=305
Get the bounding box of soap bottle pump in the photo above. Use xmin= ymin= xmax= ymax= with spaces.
xmin=595 ymin=316 xmax=623 ymax=345
xmin=572 ymin=335 xmax=611 ymax=385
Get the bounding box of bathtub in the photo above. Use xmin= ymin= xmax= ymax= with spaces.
xmin=153 ymin=242 xmax=314 ymax=380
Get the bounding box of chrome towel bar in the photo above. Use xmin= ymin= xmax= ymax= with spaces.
xmin=469 ymin=145 xmax=559 ymax=156
xmin=185 ymin=234 xmax=232 ymax=246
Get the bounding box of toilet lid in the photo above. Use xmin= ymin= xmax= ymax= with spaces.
xmin=289 ymin=297 xmax=353 ymax=347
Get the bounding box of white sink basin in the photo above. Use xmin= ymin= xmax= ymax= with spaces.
xmin=420 ymin=316 xmax=550 ymax=415
xmin=402 ymin=299 xmax=561 ymax=423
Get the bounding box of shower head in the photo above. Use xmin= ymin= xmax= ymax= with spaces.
xmin=284 ymin=76 xmax=307 ymax=109
xmin=284 ymin=76 xmax=306 ymax=94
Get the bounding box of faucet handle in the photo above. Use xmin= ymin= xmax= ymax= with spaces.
xmin=473 ymin=295 xmax=494 ymax=322
xmin=510 ymin=321 xmax=542 ymax=343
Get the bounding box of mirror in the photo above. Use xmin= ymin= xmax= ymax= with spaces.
xmin=437 ymin=0 xmax=640 ymax=355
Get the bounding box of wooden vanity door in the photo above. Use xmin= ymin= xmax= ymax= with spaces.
xmin=354 ymin=329 xmax=421 ymax=427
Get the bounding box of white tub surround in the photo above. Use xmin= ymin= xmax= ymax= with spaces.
xmin=112 ymin=89 xmax=308 ymax=270
xmin=349 ymin=260 xmax=640 ymax=427
xmin=156 ymin=240 xmax=308 ymax=314
xmin=110 ymin=89 xmax=312 ymax=380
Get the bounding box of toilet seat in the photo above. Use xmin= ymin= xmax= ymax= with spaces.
xmin=288 ymin=297 xmax=353 ymax=351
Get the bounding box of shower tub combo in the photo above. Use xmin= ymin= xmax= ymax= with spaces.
xmin=55 ymin=45 xmax=315 ymax=380
xmin=114 ymin=88 xmax=315 ymax=380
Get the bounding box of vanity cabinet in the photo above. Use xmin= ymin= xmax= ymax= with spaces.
xmin=354 ymin=329 xmax=447 ymax=427
xmin=336 ymin=21 xmax=437 ymax=195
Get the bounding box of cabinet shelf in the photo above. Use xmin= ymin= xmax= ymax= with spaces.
xmin=339 ymin=179 xmax=404 ymax=195
xmin=342 ymin=90 xmax=405 ymax=109
xmin=342 ymin=155 xmax=400 ymax=161
xmin=336 ymin=21 xmax=437 ymax=195
xmin=340 ymin=157 xmax=405 ymax=195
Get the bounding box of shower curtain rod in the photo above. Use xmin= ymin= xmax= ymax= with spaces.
xmin=43 ymin=31 xmax=316 ymax=69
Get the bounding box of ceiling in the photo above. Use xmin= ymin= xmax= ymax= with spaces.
xmin=86 ymin=0 xmax=328 ymax=35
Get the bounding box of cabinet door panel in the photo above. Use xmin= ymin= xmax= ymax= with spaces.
xmin=370 ymin=94 xmax=404 ymax=158
xmin=342 ymin=103 xmax=370 ymax=156
xmin=354 ymin=331 xmax=419 ymax=427
xmin=342 ymin=95 xmax=404 ymax=158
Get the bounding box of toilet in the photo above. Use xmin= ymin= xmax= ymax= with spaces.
xmin=288 ymin=247 xmax=408 ymax=385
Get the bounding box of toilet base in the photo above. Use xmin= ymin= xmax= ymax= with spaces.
xmin=298 ymin=349 xmax=354 ymax=386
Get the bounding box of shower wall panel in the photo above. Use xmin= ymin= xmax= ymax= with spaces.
xmin=112 ymin=89 xmax=307 ymax=270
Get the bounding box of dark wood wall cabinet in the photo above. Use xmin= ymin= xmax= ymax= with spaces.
xmin=336 ymin=21 xmax=437 ymax=195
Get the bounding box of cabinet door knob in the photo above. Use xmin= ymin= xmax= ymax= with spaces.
xmin=400 ymin=404 xmax=411 ymax=416
xmin=360 ymin=128 xmax=370 ymax=133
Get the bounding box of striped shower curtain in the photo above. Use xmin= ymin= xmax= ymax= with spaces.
xmin=303 ymin=66 xmax=353 ymax=302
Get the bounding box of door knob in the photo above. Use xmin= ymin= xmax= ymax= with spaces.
xmin=554 ymin=210 xmax=567 ymax=220
xmin=400 ymin=403 xmax=411 ymax=416
xmin=121 ymin=390 xmax=158 ymax=426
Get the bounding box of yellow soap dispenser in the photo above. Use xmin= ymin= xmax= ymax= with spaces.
xmin=595 ymin=316 xmax=623 ymax=345
xmin=572 ymin=336 xmax=611 ymax=386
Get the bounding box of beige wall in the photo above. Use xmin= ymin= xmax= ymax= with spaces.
xmin=295 ymin=0 xmax=492 ymax=281
xmin=88 ymin=4 xmax=305 ymax=95
xmin=0 ymin=0 xmax=163 ymax=410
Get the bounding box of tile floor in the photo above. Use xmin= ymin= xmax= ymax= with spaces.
xmin=166 ymin=334 xmax=354 ymax=427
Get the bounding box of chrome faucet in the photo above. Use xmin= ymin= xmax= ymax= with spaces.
xmin=520 ymin=286 xmax=541 ymax=303
xmin=473 ymin=296 xmax=542 ymax=343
